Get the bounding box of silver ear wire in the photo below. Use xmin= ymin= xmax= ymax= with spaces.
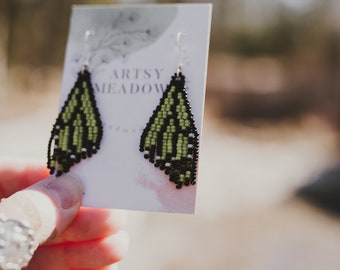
xmin=84 ymin=30 xmax=95 ymax=68
xmin=176 ymin=32 xmax=186 ymax=75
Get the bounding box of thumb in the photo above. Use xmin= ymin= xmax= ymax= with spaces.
xmin=0 ymin=173 xmax=83 ymax=244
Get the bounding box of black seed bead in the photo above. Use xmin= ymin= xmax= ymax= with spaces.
xmin=172 ymin=173 xmax=179 ymax=181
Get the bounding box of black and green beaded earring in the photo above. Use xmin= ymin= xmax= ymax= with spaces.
xmin=139 ymin=33 xmax=199 ymax=189
xmin=47 ymin=31 xmax=103 ymax=176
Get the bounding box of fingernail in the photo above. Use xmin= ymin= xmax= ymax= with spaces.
xmin=46 ymin=173 xmax=83 ymax=209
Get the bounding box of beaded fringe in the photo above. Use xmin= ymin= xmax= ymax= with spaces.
xmin=47 ymin=67 xmax=103 ymax=176
xmin=139 ymin=72 xmax=199 ymax=189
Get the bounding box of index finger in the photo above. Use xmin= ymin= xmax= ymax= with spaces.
xmin=0 ymin=166 xmax=49 ymax=198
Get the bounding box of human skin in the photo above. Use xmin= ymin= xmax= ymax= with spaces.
xmin=0 ymin=166 xmax=129 ymax=270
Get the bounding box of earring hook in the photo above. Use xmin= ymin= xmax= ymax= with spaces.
xmin=84 ymin=30 xmax=95 ymax=68
xmin=176 ymin=32 xmax=186 ymax=75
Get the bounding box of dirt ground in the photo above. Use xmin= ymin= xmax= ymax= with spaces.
xmin=1 ymin=88 xmax=340 ymax=270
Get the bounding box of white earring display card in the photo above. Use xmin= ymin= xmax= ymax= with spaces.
xmin=57 ymin=4 xmax=212 ymax=213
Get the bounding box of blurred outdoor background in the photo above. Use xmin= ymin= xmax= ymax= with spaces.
xmin=1 ymin=0 xmax=340 ymax=269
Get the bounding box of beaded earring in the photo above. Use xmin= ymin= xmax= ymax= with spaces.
xmin=139 ymin=33 xmax=199 ymax=189
xmin=47 ymin=31 xmax=103 ymax=176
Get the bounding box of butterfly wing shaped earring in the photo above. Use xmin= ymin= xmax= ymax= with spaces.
xmin=47 ymin=31 xmax=103 ymax=176
xmin=139 ymin=33 xmax=199 ymax=189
